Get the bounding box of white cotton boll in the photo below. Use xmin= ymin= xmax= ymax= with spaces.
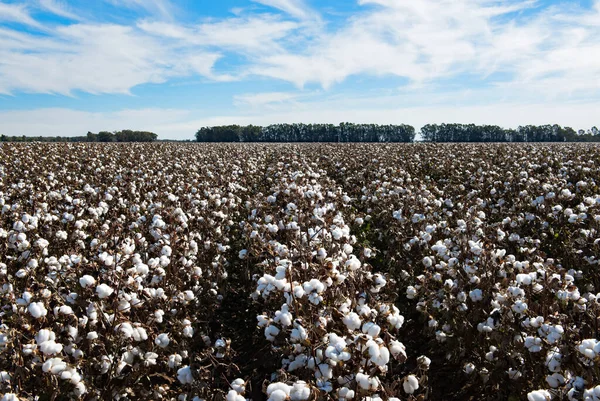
xmin=546 ymin=373 xmax=565 ymax=388
xmin=417 ymin=355 xmax=431 ymax=370
xmin=79 ymin=275 xmax=96 ymax=288
xmin=469 ymin=289 xmax=483 ymax=302
xmin=406 ymin=286 xmax=417 ymax=299
xmin=362 ymin=322 xmax=381 ymax=337
xmin=389 ymin=340 xmax=406 ymax=359
xmin=0 ymin=371 xmax=10 ymax=382
xmin=464 ymin=363 xmax=476 ymax=374
xmin=345 ymin=256 xmax=361 ymax=271
xmin=132 ymin=327 xmax=148 ymax=342
xmin=338 ymin=388 xmax=355 ymax=400
xmin=42 ymin=357 xmax=67 ymax=374
xmin=274 ymin=304 xmax=293 ymax=327
xmin=512 ymin=301 xmax=528 ymax=315
xmin=96 ymin=284 xmax=114 ymax=299
xmin=168 ymin=354 xmax=183 ymax=368
xmin=0 ymin=394 xmax=19 ymax=401
xmin=290 ymin=381 xmax=311 ymax=401
xmin=387 ymin=312 xmax=404 ymax=329
xmin=364 ymin=248 xmax=373 ymax=258
xmin=265 ymin=325 xmax=280 ymax=341
xmin=87 ymin=331 xmax=98 ymax=340
xmin=403 ymin=375 xmax=419 ymax=394
xmin=525 ymin=336 xmax=543 ymax=352
xmin=183 ymin=290 xmax=195 ymax=301
xmin=239 ymin=249 xmax=248 ymax=259
xmin=177 ymin=366 xmax=194 ymax=384
xmin=58 ymin=305 xmax=73 ymax=315
xmin=74 ymin=382 xmax=87 ymax=396
xmin=268 ymin=390 xmax=288 ymax=401
xmin=231 ymin=378 xmax=245 ymax=394
xmin=527 ymin=389 xmax=552 ymax=401
xmin=227 ymin=390 xmax=245 ymax=401
xmin=343 ymin=312 xmax=361 ymax=331
xmin=267 ymin=383 xmax=292 ymax=399
xmin=28 ymin=302 xmax=48 ymax=319
xmin=155 ymin=333 xmax=170 ymax=348
xmin=423 ymin=257 xmax=433 ymax=268
xmin=183 ymin=325 xmax=194 ymax=338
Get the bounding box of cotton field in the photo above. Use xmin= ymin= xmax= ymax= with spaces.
xmin=1 ymin=142 xmax=599 ymax=401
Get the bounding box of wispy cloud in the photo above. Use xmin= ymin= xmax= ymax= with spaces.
xmin=38 ymin=0 xmax=80 ymax=20
xmin=105 ymin=0 xmax=174 ymax=20
xmin=0 ymin=2 xmax=43 ymax=28
xmin=233 ymin=91 xmax=304 ymax=108
xmin=0 ymin=23 xmax=222 ymax=95
xmin=251 ymin=0 xmax=315 ymax=20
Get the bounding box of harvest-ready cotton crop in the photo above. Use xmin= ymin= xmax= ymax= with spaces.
xmin=0 ymin=142 xmax=599 ymax=400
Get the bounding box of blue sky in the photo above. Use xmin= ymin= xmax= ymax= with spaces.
xmin=0 ymin=0 xmax=599 ymax=139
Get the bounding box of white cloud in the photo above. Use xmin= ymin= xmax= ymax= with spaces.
xmin=0 ymin=2 xmax=42 ymax=28
xmin=38 ymin=0 xmax=80 ymax=20
xmin=233 ymin=91 xmax=304 ymax=108
xmin=252 ymin=0 xmax=314 ymax=20
xmin=0 ymin=23 xmax=223 ymax=95
xmin=106 ymin=0 xmax=173 ymax=20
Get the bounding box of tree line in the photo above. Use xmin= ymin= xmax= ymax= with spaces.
xmin=195 ymin=123 xmax=600 ymax=143
xmin=195 ymin=123 xmax=416 ymax=142
xmin=0 ymin=130 xmax=158 ymax=143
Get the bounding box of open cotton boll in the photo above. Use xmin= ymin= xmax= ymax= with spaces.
xmin=227 ymin=390 xmax=245 ymax=401
xmin=0 ymin=371 xmax=10 ymax=382
xmin=265 ymin=325 xmax=280 ymax=341
xmin=338 ymin=388 xmax=355 ymax=400
xmin=177 ymin=366 xmax=194 ymax=384
xmin=230 ymin=378 xmax=245 ymax=394
xmin=274 ymin=304 xmax=293 ymax=327
xmin=155 ymin=333 xmax=170 ymax=348
xmin=290 ymin=381 xmax=310 ymax=401
xmin=28 ymin=302 xmax=47 ymax=319
xmin=79 ymin=275 xmax=96 ymax=288
xmin=96 ymin=284 xmax=114 ymax=299
xmin=1 ymin=394 xmax=19 ymax=401
xmin=267 ymin=383 xmax=291 ymax=401
xmin=527 ymin=389 xmax=552 ymax=401
xmin=362 ymin=322 xmax=381 ymax=338
xmin=403 ymin=375 xmax=419 ymax=394
xmin=42 ymin=357 xmax=67 ymax=374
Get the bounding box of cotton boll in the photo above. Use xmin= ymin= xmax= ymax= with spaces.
xmin=290 ymin=381 xmax=311 ymax=401
xmin=28 ymin=302 xmax=47 ymax=319
xmin=546 ymin=373 xmax=565 ymax=388
xmin=96 ymin=284 xmax=114 ymax=299
xmin=42 ymin=357 xmax=67 ymax=374
xmin=403 ymin=375 xmax=419 ymax=394
xmin=265 ymin=325 xmax=280 ymax=341
xmin=267 ymin=383 xmax=291 ymax=401
xmin=230 ymin=378 xmax=246 ymax=394
xmin=338 ymin=387 xmax=355 ymax=400
xmin=268 ymin=390 xmax=288 ymax=401
xmin=227 ymin=390 xmax=245 ymax=401
xmin=155 ymin=333 xmax=170 ymax=348
xmin=362 ymin=322 xmax=381 ymax=337
xmin=527 ymin=389 xmax=552 ymax=401
xmin=177 ymin=366 xmax=194 ymax=384
xmin=79 ymin=275 xmax=96 ymax=288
